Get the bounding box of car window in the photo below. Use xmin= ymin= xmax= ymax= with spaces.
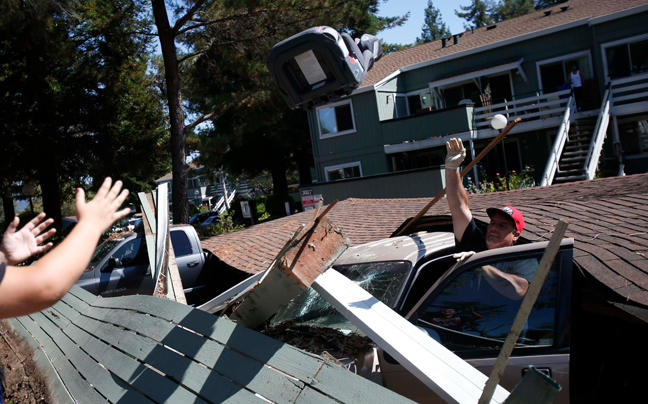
xmin=112 ymin=238 xmax=148 ymax=266
xmin=88 ymin=238 xmax=122 ymax=270
xmin=270 ymin=261 xmax=412 ymax=333
xmin=170 ymin=231 xmax=193 ymax=257
xmin=416 ymin=251 xmax=561 ymax=353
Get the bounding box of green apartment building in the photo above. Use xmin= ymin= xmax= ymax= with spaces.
xmin=302 ymin=0 xmax=648 ymax=202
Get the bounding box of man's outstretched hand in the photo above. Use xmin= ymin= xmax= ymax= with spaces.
xmin=445 ymin=138 xmax=466 ymax=170
xmin=0 ymin=213 xmax=56 ymax=265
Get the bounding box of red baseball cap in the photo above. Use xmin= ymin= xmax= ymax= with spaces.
xmin=486 ymin=206 xmax=525 ymax=233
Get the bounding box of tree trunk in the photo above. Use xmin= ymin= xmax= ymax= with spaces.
xmin=2 ymin=196 xmax=15 ymax=224
xmin=152 ymin=0 xmax=190 ymax=224
xmin=38 ymin=165 xmax=62 ymax=228
xmin=270 ymin=158 xmax=289 ymax=196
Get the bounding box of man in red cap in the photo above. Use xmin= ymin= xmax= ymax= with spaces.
xmin=445 ymin=138 xmax=534 ymax=299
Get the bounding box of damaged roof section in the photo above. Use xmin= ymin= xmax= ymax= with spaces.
xmin=200 ymin=173 xmax=648 ymax=313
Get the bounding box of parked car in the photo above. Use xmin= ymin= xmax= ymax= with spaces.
xmin=190 ymin=211 xmax=219 ymax=225
xmin=76 ymin=225 xmax=209 ymax=299
xmin=257 ymin=225 xmax=574 ymax=403
xmin=201 ymin=215 xmax=221 ymax=226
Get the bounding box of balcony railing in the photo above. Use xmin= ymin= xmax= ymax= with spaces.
xmin=610 ymin=73 xmax=648 ymax=107
xmin=474 ymin=89 xmax=572 ymax=129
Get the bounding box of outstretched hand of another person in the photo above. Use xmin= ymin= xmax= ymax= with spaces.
xmin=75 ymin=177 xmax=131 ymax=235
xmin=445 ymin=138 xmax=466 ymax=170
xmin=0 ymin=213 xmax=56 ymax=265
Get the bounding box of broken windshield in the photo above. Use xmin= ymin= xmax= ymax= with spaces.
xmin=270 ymin=261 xmax=412 ymax=333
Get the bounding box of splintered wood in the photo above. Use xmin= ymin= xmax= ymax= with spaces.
xmin=230 ymin=215 xmax=350 ymax=329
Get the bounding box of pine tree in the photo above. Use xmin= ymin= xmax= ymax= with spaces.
xmin=417 ymin=0 xmax=451 ymax=43
xmin=493 ymin=0 xmax=535 ymax=22
xmin=455 ymin=0 xmax=494 ymax=29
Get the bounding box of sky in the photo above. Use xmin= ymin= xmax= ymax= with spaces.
xmin=376 ymin=0 xmax=473 ymax=45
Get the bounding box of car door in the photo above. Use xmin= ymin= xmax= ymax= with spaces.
xmin=96 ymin=235 xmax=154 ymax=296
xmin=170 ymin=228 xmax=204 ymax=290
xmin=379 ymin=239 xmax=574 ymax=404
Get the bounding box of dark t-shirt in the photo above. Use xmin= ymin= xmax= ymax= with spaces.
xmin=0 ymin=262 xmax=5 ymax=286
xmin=456 ymin=218 xmax=488 ymax=253
xmin=455 ymin=218 xmax=537 ymax=283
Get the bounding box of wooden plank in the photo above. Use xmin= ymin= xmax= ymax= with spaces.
xmin=230 ymin=215 xmax=350 ymax=328
xmin=166 ymin=240 xmax=187 ymax=304
xmin=77 ymin=305 xmax=308 ymax=403
xmin=89 ymin=295 xmax=325 ymax=383
xmin=197 ymin=270 xmax=265 ymax=313
xmin=138 ymin=191 xmax=157 ymax=276
xmin=478 ymin=220 xmax=569 ymax=404
xmin=154 ymin=182 xmax=169 ymax=295
xmin=312 ymin=269 xmax=509 ymax=404
xmin=27 ymin=311 xmax=157 ymax=404
xmin=6 ymin=319 xmax=77 ymax=404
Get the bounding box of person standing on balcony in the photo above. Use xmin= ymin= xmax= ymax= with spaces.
xmin=444 ymin=138 xmax=535 ymax=299
xmin=569 ymin=63 xmax=585 ymax=111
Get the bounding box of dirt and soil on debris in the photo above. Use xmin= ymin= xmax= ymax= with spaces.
xmin=0 ymin=320 xmax=51 ymax=403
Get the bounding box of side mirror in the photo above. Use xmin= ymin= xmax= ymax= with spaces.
xmin=104 ymin=257 xmax=122 ymax=272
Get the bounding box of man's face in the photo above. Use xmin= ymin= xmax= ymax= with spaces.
xmin=486 ymin=212 xmax=520 ymax=249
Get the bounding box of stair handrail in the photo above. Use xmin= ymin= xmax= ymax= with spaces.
xmin=541 ymin=94 xmax=576 ymax=186
xmin=584 ymin=84 xmax=612 ymax=180
xmin=214 ymin=188 xmax=237 ymax=214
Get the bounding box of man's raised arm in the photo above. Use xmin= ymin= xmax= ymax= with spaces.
xmin=445 ymin=138 xmax=472 ymax=242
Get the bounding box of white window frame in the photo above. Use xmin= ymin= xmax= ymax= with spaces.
xmin=315 ymin=99 xmax=357 ymax=139
xmin=535 ymin=50 xmax=593 ymax=93
xmin=601 ymin=33 xmax=648 ymax=83
xmin=324 ymin=161 xmax=363 ymax=181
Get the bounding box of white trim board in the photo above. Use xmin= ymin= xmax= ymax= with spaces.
xmin=312 ymin=269 xmax=509 ymax=404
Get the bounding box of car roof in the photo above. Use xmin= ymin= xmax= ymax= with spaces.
xmin=334 ymin=231 xmax=455 ymax=268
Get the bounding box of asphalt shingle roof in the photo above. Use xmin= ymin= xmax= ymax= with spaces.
xmin=201 ymin=174 xmax=648 ymax=315
xmin=362 ymin=0 xmax=648 ymax=88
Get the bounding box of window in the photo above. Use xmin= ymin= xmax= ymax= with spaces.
xmin=324 ymin=162 xmax=362 ymax=181
xmin=416 ymin=252 xmax=561 ymax=353
xmin=316 ymin=100 xmax=356 ymax=138
xmin=604 ymin=37 xmax=648 ymax=79
xmin=537 ymin=52 xmax=593 ymax=93
xmin=113 ymin=238 xmax=148 ymax=266
xmin=170 ymin=231 xmax=194 ymax=257
xmin=442 ymin=82 xmax=480 ymax=107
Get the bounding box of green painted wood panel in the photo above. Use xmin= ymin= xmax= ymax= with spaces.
xmin=74 ymin=306 xmax=304 ymax=404
xmin=7 ymin=319 xmax=78 ymax=404
xmin=89 ymin=293 xmax=325 ymax=383
xmin=35 ymin=309 xmax=207 ymax=404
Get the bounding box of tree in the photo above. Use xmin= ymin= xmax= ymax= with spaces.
xmin=493 ymin=0 xmax=535 ymax=22
xmin=150 ymin=0 xmax=407 ymax=215
xmin=534 ymin=0 xmax=567 ymax=10
xmin=456 ymin=0 xmax=494 ymax=29
xmin=417 ymin=0 xmax=451 ymax=43
xmin=0 ymin=0 xmax=169 ymax=227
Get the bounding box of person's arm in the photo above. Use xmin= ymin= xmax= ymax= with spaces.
xmin=445 ymin=138 xmax=473 ymax=241
xmin=0 ymin=178 xmax=130 ymax=318
xmin=0 ymin=213 xmax=56 ymax=265
xmin=479 ymin=265 xmax=529 ymax=300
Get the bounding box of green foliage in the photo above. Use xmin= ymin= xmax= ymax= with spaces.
xmin=465 ymin=165 xmax=536 ymax=194
xmin=0 ymin=0 xmax=169 ymax=225
xmin=456 ymin=0 xmax=494 ymax=29
xmin=186 ymin=0 xmax=408 ymax=195
xmin=417 ymin=0 xmax=451 ymax=43
xmin=193 ymin=211 xmax=244 ymax=238
xmin=493 ymin=0 xmax=535 ymax=22
xmin=264 ymin=193 xmax=295 ymax=218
